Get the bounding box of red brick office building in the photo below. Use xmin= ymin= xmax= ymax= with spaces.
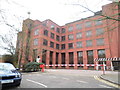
xmin=16 ymin=2 xmax=120 ymax=70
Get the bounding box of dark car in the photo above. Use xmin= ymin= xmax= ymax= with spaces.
xmin=0 ymin=63 xmax=22 ymax=88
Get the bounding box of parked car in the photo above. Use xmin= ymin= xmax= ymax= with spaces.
xmin=0 ymin=63 xmax=22 ymax=88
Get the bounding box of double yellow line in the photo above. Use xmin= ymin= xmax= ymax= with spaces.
xmin=94 ymin=76 xmax=120 ymax=88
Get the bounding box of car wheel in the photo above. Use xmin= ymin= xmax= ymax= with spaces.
xmin=16 ymin=83 xmax=21 ymax=87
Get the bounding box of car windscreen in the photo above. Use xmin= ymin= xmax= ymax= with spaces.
xmin=0 ymin=63 xmax=16 ymax=70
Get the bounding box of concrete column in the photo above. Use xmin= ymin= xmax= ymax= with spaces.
xmin=74 ymin=51 xmax=78 ymax=69
xmin=46 ymin=50 xmax=50 ymax=69
xmin=52 ymin=52 xmax=56 ymax=69
xmin=83 ymin=51 xmax=88 ymax=70
xmin=93 ymin=50 xmax=98 ymax=70
xmin=65 ymin=52 xmax=69 ymax=69
xmin=58 ymin=53 xmax=62 ymax=69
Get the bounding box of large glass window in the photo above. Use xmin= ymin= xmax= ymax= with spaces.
xmin=61 ymin=28 xmax=66 ymax=33
xmin=87 ymin=50 xmax=94 ymax=64
xmin=61 ymin=53 xmax=65 ymax=64
xmin=96 ymin=38 xmax=104 ymax=46
xmin=98 ymin=49 xmax=105 ymax=57
xmin=68 ymin=26 xmax=73 ymax=32
xmin=56 ymin=44 xmax=59 ymax=49
xmin=98 ymin=49 xmax=106 ymax=64
xmin=77 ymin=51 xmax=83 ymax=64
xmin=95 ymin=20 xmax=102 ymax=25
xmin=76 ymin=24 xmax=82 ymax=30
xmin=42 ymin=49 xmax=47 ymax=64
xmin=85 ymin=21 xmax=92 ymax=28
xmin=56 ymin=35 xmax=60 ymax=41
xmin=96 ymin=28 xmax=104 ymax=35
xmin=76 ymin=41 xmax=82 ymax=48
xmin=61 ymin=36 xmax=65 ymax=41
xmin=33 ymin=38 xmax=38 ymax=45
xmin=68 ymin=43 xmax=73 ymax=49
xmin=86 ymin=40 xmax=92 ymax=47
xmin=34 ymin=29 xmax=39 ymax=35
xmin=76 ymin=32 xmax=82 ymax=39
xmin=68 ymin=34 xmax=74 ymax=40
xmin=69 ymin=52 xmax=74 ymax=64
xmin=43 ymin=39 xmax=48 ymax=46
xmin=61 ymin=44 xmax=65 ymax=49
xmin=56 ymin=28 xmax=60 ymax=33
xmin=50 ymin=41 xmax=54 ymax=48
xmin=86 ymin=30 xmax=92 ymax=37
xmin=51 ymin=25 xmax=55 ymax=30
xmin=44 ymin=30 xmax=48 ymax=36
xmin=51 ymin=33 xmax=54 ymax=39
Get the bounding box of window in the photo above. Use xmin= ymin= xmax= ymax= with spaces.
xmin=34 ymin=29 xmax=39 ymax=35
xmin=56 ymin=35 xmax=60 ymax=41
xmin=51 ymin=25 xmax=55 ymax=30
xmin=85 ymin=21 xmax=92 ymax=28
xmin=76 ymin=24 xmax=82 ymax=30
xmin=34 ymin=38 xmax=38 ymax=45
xmin=86 ymin=40 xmax=92 ymax=47
xmin=51 ymin=33 xmax=54 ymax=39
xmin=76 ymin=41 xmax=82 ymax=48
xmin=42 ymin=23 xmax=46 ymax=26
xmin=96 ymin=28 xmax=104 ymax=35
xmin=68 ymin=34 xmax=74 ymax=40
xmin=68 ymin=26 xmax=73 ymax=32
xmin=50 ymin=41 xmax=54 ymax=48
xmin=56 ymin=44 xmax=59 ymax=49
xmin=56 ymin=28 xmax=60 ymax=33
xmin=61 ymin=44 xmax=65 ymax=49
xmin=98 ymin=49 xmax=106 ymax=64
xmin=96 ymin=38 xmax=104 ymax=46
xmin=61 ymin=36 xmax=65 ymax=41
xmin=61 ymin=28 xmax=66 ymax=33
xmin=87 ymin=50 xmax=94 ymax=64
xmin=98 ymin=49 xmax=105 ymax=56
xmin=95 ymin=20 xmax=102 ymax=25
xmin=68 ymin=43 xmax=73 ymax=49
xmin=77 ymin=51 xmax=83 ymax=64
xmin=86 ymin=30 xmax=92 ymax=37
xmin=43 ymin=39 xmax=48 ymax=46
xmin=76 ymin=32 xmax=82 ymax=39
xmin=44 ymin=30 xmax=48 ymax=36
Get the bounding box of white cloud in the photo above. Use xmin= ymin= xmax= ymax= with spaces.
xmin=0 ymin=0 xmax=112 ymax=55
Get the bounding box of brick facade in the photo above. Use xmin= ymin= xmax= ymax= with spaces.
xmin=16 ymin=2 xmax=120 ymax=70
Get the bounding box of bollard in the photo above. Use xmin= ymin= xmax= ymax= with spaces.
xmin=40 ymin=64 xmax=44 ymax=72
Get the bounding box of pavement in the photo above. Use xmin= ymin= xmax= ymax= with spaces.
xmin=21 ymin=69 xmax=120 ymax=88
xmin=99 ymin=70 xmax=120 ymax=88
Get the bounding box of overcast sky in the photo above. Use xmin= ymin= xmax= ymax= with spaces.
xmin=0 ymin=0 xmax=112 ymax=55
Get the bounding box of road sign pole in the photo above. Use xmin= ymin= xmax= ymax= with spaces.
xmin=103 ymin=61 xmax=105 ymax=75
xmin=111 ymin=61 xmax=114 ymax=71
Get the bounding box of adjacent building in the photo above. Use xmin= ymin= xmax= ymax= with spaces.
xmin=16 ymin=2 xmax=120 ymax=70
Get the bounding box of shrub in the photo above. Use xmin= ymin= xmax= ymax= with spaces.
xmin=23 ymin=62 xmax=44 ymax=72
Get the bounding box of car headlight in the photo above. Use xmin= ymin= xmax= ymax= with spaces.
xmin=15 ymin=73 xmax=21 ymax=78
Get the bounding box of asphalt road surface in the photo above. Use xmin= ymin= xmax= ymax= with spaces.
xmin=6 ymin=69 xmax=115 ymax=89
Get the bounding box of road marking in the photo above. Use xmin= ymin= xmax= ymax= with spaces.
xmin=62 ymin=77 xmax=69 ymax=80
xmin=99 ymin=84 xmax=111 ymax=88
xmin=26 ymin=79 xmax=47 ymax=88
xmin=76 ymin=80 xmax=88 ymax=84
xmin=94 ymin=76 xmax=120 ymax=88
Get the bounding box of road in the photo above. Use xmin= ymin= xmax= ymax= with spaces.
xmin=8 ymin=69 xmax=115 ymax=89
